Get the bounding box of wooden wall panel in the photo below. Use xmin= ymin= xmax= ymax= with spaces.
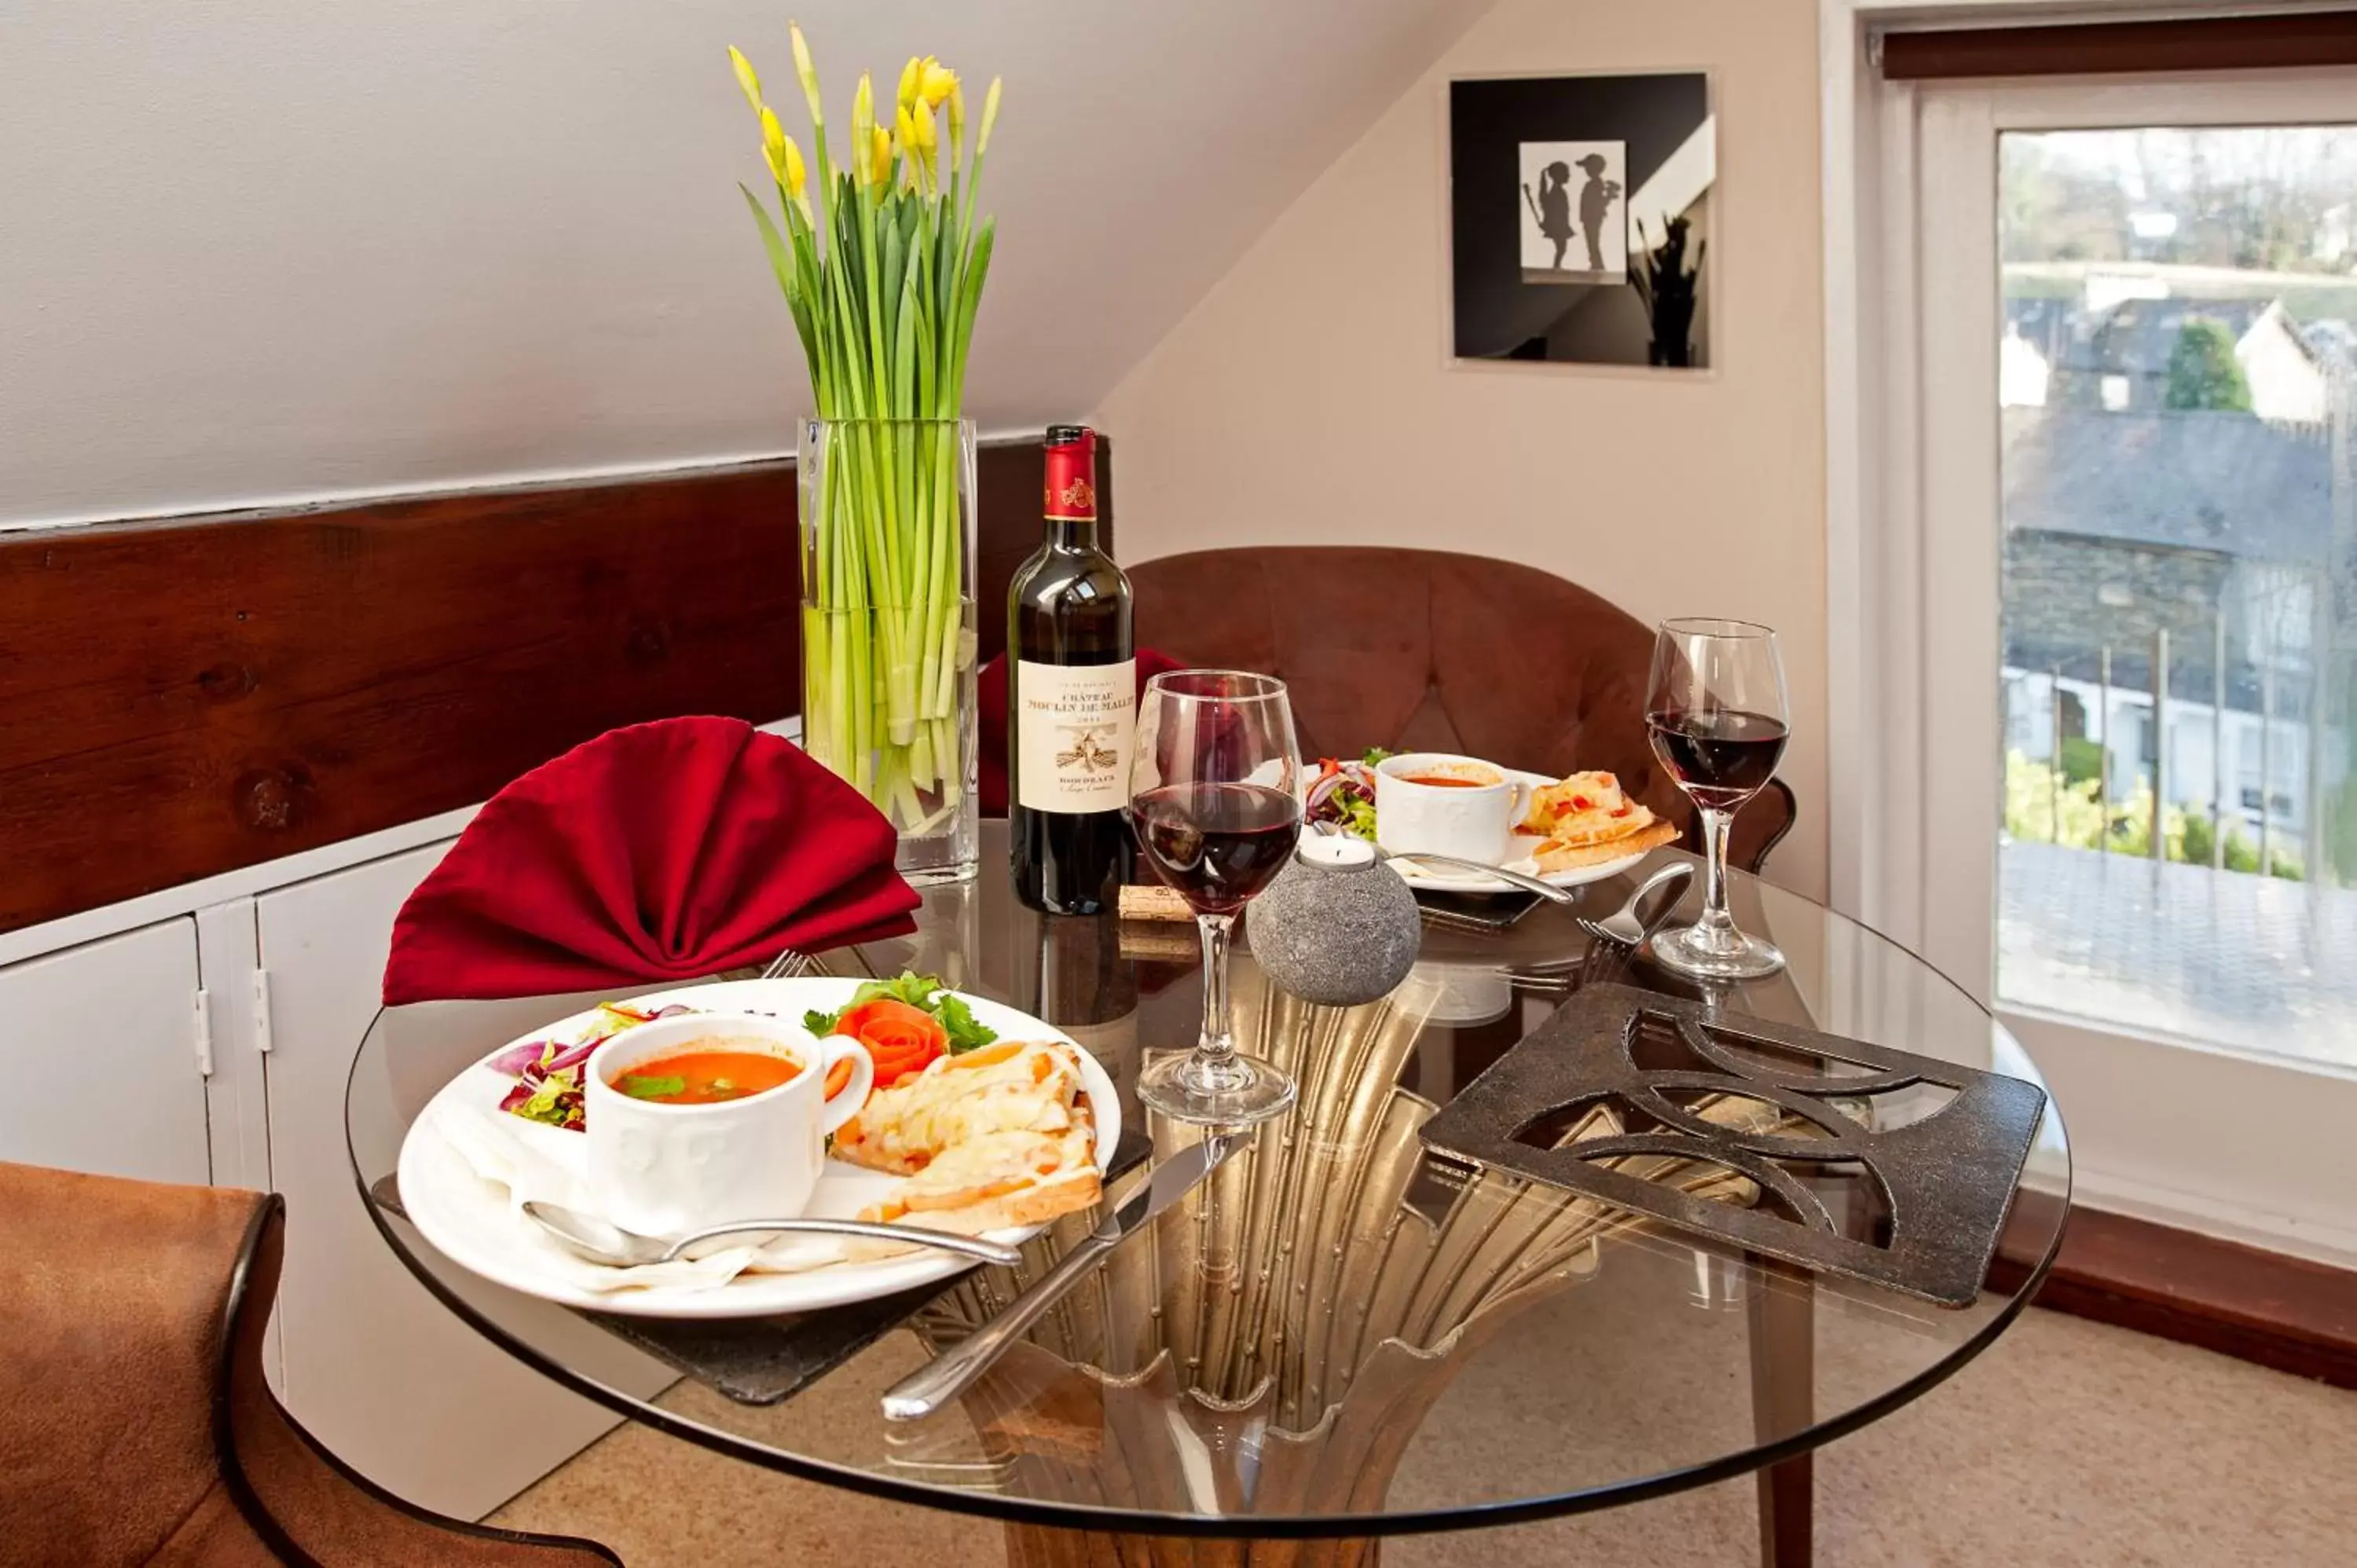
xmin=0 ymin=438 xmax=1099 ymax=933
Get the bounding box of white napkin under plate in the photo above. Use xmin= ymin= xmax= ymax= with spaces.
xmin=429 ymin=1101 xmax=860 ymax=1294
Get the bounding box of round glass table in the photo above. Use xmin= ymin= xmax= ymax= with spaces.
xmin=346 ymin=824 xmax=2068 ymax=1566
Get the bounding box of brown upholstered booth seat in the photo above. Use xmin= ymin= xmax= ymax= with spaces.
xmin=1126 ymin=547 xmax=1794 ymax=874
xmin=0 ymin=1161 xmax=619 ymax=1567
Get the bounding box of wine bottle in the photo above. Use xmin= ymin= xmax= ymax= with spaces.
xmin=1009 ymin=426 xmax=1135 ymax=914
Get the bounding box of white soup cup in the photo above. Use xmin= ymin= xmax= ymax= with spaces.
xmin=1373 ymin=752 xmax=1534 ymax=864
xmin=583 ymin=1012 xmax=872 ymax=1239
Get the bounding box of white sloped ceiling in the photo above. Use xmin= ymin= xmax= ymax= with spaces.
xmin=0 ymin=0 xmax=1481 ymax=526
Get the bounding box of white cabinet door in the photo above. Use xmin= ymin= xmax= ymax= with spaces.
xmin=255 ymin=844 xmax=654 ymax=1520
xmin=0 ymin=918 xmax=208 ymax=1184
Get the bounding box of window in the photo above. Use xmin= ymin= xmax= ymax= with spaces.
xmin=1998 ymin=123 xmax=2357 ymax=1068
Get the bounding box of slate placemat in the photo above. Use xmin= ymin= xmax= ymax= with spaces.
xmin=571 ymin=1127 xmax=1152 ymax=1405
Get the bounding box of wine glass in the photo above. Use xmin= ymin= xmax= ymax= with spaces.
xmin=1127 ymin=670 xmax=1303 ymax=1127
xmin=1645 ymin=619 xmax=1791 ymax=980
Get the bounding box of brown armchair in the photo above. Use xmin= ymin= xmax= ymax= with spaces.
xmin=0 ymin=1161 xmax=619 ymax=1567
xmin=1127 ymin=546 xmax=1794 ymax=874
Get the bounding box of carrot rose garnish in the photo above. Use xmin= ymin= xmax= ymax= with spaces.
xmin=831 ymin=995 xmax=950 ymax=1083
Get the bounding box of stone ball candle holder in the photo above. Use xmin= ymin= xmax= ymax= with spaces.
xmin=1248 ymin=834 xmax=1422 ymax=1007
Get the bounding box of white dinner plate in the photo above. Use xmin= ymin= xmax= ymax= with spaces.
xmin=395 ymin=977 xmax=1120 ymax=1320
xmin=1377 ymin=768 xmax=1651 ymax=896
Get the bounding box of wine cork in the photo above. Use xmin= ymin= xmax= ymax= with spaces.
xmin=1116 ymin=884 xmax=1194 ymax=922
xmin=1118 ymin=924 xmax=1201 ymax=963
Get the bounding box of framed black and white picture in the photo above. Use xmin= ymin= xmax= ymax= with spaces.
xmin=1450 ymin=72 xmax=1714 ymax=369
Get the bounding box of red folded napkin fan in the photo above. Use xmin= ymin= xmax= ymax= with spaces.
xmin=977 ymin=649 xmax=1185 ymax=816
xmin=383 ymin=716 xmax=921 ymax=1004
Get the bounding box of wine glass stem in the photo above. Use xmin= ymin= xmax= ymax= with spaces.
xmin=1698 ymin=807 xmax=1736 ymax=936
xmin=1195 ymin=912 xmax=1237 ymax=1068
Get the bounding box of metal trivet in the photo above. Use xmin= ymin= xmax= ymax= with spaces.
xmin=1416 ymin=983 xmax=2047 ymax=1306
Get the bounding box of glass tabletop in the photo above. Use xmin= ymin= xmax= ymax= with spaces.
xmin=345 ymin=822 xmax=2069 ymax=1541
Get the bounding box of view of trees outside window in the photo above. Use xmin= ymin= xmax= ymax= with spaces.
xmin=1998 ymin=126 xmax=2357 ymax=1068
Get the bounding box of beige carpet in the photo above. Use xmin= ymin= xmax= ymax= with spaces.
xmin=491 ymin=1309 xmax=2357 ymax=1565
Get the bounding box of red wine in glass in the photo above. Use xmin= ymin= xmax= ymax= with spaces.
xmin=1645 ymin=619 xmax=1790 ymax=981
xmin=1645 ymin=709 xmax=1790 ymax=811
xmin=1128 ymin=669 xmax=1302 ymax=1127
xmin=1129 ymin=782 xmax=1301 ymax=916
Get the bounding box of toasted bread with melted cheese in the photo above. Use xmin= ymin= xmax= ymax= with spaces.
xmin=1531 ymin=815 xmax=1679 ymax=870
xmin=834 ymin=1038 xmax=1102 ymax=1236
xmin=1518 ymin=768 xmax=1677 ymax=869
xmin=833 ymin=1039 xmax=1086 ymax=1175
xmin=1523 ymin=771 xmax=1655 ymax=844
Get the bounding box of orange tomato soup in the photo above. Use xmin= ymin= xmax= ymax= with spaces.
xmin=611 ymin=1044 xmax=801 ymax=1105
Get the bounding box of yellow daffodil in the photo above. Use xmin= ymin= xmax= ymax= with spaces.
xmin=779 ymin=137 xmax=812 ymax=221
xmin=761 ymin=106 xmax=808 ymax=210
xmin=976 ymin=76 xmax=1003 ymax=159
xmin=891 ymin=106 xmax=919 ymax=189
xmin=850 ymin=71 xmax=874 ymax=178
xmin=907 ymin=99 xmax=937 ymax=188
xmin=918 ymin=58 xmax=957 ymax=109
xmin=789 ymin=23 xmax=823 ymax=126
xmin=896 ymin=56 xmax=922 ymax=113
xmin=860 ymin=123 xmax=892 ymax=188
xmin=947 ymin=81 xmax=965 ymax=174
xmin=728 ymin=46 xmax=764 ymax=114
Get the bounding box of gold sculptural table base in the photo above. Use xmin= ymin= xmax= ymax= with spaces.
xmin=906 ymin=984 xmax=1819 ymax=1568
xmin=984 ymin=1255 xmax=1819 ymax=1568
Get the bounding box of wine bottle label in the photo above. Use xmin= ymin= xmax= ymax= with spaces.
xmin=1017 ymin=658 xmax=1135 ymax=815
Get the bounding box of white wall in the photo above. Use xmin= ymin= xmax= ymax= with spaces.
xmin=0 ymin=0 xmax=1476 ymax=528
xmin=1094 ymin=0 xmax=1830 ymax=898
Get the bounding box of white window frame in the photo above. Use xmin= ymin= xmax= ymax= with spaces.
xmin=1820 ymin=0 xmax=2357 ymax=1264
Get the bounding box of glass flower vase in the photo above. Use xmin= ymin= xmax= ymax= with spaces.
xmin=798 ymin=418 xmax=980 ymax=885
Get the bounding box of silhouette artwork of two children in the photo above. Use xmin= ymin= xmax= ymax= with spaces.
xmin=1523 ymin=152 xmax=1622 ymax=273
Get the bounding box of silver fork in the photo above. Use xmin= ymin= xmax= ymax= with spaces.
xmin=757 ymin=949 xmax=820 ymax=981
xmin=1510 ymin=863 xmax=1697 ymax=991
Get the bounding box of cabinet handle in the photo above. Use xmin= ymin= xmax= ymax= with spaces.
xmin=192 ymin=988 xmax=214 ymax=1079
xmin=253 ymin=969 xmax=275 ymax=1056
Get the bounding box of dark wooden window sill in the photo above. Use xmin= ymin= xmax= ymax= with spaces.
xmin=2007 ymin=1207 xmax=2357 ymax=1390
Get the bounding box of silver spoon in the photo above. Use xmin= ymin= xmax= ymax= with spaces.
xmin=522 ymin=1199 xmax=1023 ymax=1269
xmin=1307 ymin=821 xmax=1578 ymax=905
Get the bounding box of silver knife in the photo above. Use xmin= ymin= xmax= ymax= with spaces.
xmin=879 ymin=1133 xmax=1244 ymax=1421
